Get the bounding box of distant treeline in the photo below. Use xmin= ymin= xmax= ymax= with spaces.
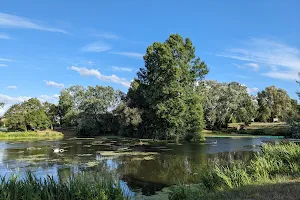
xmin=1 ymin=34 xmax=299 ymax=140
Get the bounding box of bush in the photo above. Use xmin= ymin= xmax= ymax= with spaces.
xmin=169 ymin=142 xmax=300 ymax=199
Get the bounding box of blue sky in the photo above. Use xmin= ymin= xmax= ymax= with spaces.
xmin=1 ymin=0 xmax=300 ymax=115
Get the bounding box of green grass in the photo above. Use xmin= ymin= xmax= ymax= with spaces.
xmin=203 ymin=122 xmax=290 ymax=138
xmin=0 ymin=172 xmax=129 ymax=200
xmin=169 ymin=179 xmax=300 ymax=200
xmin=169 ymin=142 xmax=300 ymax=200
xmin=0 ymin=130 xmax=63 ymax=140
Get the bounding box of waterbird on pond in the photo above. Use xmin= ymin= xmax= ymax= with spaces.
xmin=53 ymin=148 xmax=65 ymax=153
xmin=212 ymin=140 xmax=217 ymax=145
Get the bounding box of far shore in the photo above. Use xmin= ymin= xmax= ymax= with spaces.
xmin=0 ymin=129 xmax=64 ymax=141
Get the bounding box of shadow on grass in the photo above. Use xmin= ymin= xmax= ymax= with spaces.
xmin=200 ymin=180 xmax=300 ymax=200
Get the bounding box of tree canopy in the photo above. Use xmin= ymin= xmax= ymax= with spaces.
xmin=4 ymin=98 xmax=50 ymax=131
xmin=257 ymin=86 xmax=294 ymax=122
xmin=198 ymin=81 xmax=257 ymax=129
xmin=58 ymin=85 xmax=122 ymax=135
xmin=123 ymin=34 xmax=209 ymax=141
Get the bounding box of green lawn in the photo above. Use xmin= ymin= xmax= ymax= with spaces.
xmin=203 ymin=122 xmax=290 ymax=138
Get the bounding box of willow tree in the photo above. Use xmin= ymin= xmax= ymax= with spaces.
xmin=128 ymin=34 xmax=209 ymax=141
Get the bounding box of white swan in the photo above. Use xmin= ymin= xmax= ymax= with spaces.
xmin=212 ymin=140 xmax=217 ymax=145
xmin=53 ymin=148 xmax=65 ymax=153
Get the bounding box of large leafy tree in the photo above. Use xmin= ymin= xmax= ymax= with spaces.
xmin=257 ymin=86 xmax=293 ymax=122
xmin=58 ymin=85 xmax=122 ymax=135
xmin=127 ymin=34 xmax=209 ymax=140
xmin=5 ymin=98 xmax=51 ymax=131
xmin=199 ymin=81 xmax=257 ymax=129
xmin=43 ymin=102 xmax=59 ymax=129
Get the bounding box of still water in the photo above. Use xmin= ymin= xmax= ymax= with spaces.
xmin=0 ymin=136 xmax=284 ymax=196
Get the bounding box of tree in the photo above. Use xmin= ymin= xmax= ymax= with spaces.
xmin=58 ymin=85 xmax=85 ymax=127
xmin=199 ymin=81 xmax=257 ymax=129
xmin=0 ymin=102 xmax=4 ymax=109
xmin=127 ymin=34 xmax=209 ymax=140
xmin=43 ymin=102 xmax=59 ymax=129
xmin=58 ymin=85 xmax=123 ymax=135
xmin=5 ymin=98 xmax=51 ymax=131
xmin=257 ymin=86 xmax=293 ymax=122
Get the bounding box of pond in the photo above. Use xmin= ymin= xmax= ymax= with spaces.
xmin=0 ymin=136 xmax=288 ymax=197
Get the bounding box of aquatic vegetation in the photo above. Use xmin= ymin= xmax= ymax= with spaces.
xmin=77 ymin=154 xmax=93 ymax=157
xmin=86 ymin=161 xmax=100 ymax=167
xmin=97 ymin=151 xmax=158 ymax=157
xmin=168 ymin=142 xmax=300 ymax=200
xmin=0 ymin=172 xmax=130 ymax=200
xmin=131 ymin=156 xmax=155 ymax=161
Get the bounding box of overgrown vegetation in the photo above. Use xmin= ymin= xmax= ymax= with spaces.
xmin=0 ymin=172 xmax=129 ymax=200
xmin=169 ymin=142 xmax=300 ymax=200
xmin=0 ymin=130 xmax=63 ymax=140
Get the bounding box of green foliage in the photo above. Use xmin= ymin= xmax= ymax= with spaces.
xmin=257 ymin=86 xmax=294 ymax=122
xmin=199 ymin=81 xmax=257 ymax=129
xmin=43 ymin=102 xmax=59 ymax=128
xmin=0 ymin=172 xmax=129 ymax=200
xmin=114 ymin=103 xmax=142 ymax=137
xmin=58 ymin=85 xmax=122 ymax=136
xmin=4 ymin=98 xmax=51 ymax=131
xmin=126 ymin=34 xmax=208 ymax=140
xmin=169 ymin=143 xmax=300 ymax=200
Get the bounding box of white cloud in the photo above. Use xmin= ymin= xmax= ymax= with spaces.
xmin=81 ymin=42 xmax=111 ymax=52
xmin=262 ymin=71 xmax=299 ymax=81
xmin=88 ymin=61 xmax=94 ymax=65
xmin=0 ymin=12 xmax=68 ymax=34
xmin=247 ymin=87 xmax=259 ymax=94
xmin=70 ymin=66 xmax=131 ymax=87
xmin=0 ymin=94 xmax=59 ymax=116
xmin=7 ymin=86 xmax=17 ymax=90
xmin=45 ymin=80 xmax=64 ymax=88
xmin=0 ymin=64 xmax=7 ymax=67
xmin=110 ymin=52 xmax=144 ymax=59
xmin=217 ymin=38 xmax=300 ymax=81
xmin=233 ymin=63 xmax=259 ymax=71
xmin=246 ymin=63 xmax=259 ymax=71
xmin=112 ymin=66 xmax=133 ymax=72
xmin=39 ymin=94 xmax=60 ymax=103
xmin=0 ymin=94 xmax=31 ymax=116
xmin=0 ymin=58 xmax=15 ymax=62
xmin=0 ymin=33 xmax=10 ymax=39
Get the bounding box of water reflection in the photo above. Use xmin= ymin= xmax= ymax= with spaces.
xmin=0 ymin=136 xmax=285 ymax=196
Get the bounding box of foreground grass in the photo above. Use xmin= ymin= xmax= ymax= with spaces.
xmin=170 ymin=179 xmax=300 ymax=200
xmin=0 ymin=129 xmax=63 ymax=140
xmin=0 ymin=172 xmax=129 ymax=200
xmin=230 ymin=122 xmax=290 ymax=137
xmin=169 ymin=142 xmax=300 ymax=200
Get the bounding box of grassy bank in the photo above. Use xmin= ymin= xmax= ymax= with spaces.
xmin=0 ymin=172 xmax=129 ymax=200
xmin=169 ymin=142 xmax=300 ymax=200
xmin=203 ymin=122 xmax=290 ymax=138
xmin=0 ymin=129 xmax=63 ymax=140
